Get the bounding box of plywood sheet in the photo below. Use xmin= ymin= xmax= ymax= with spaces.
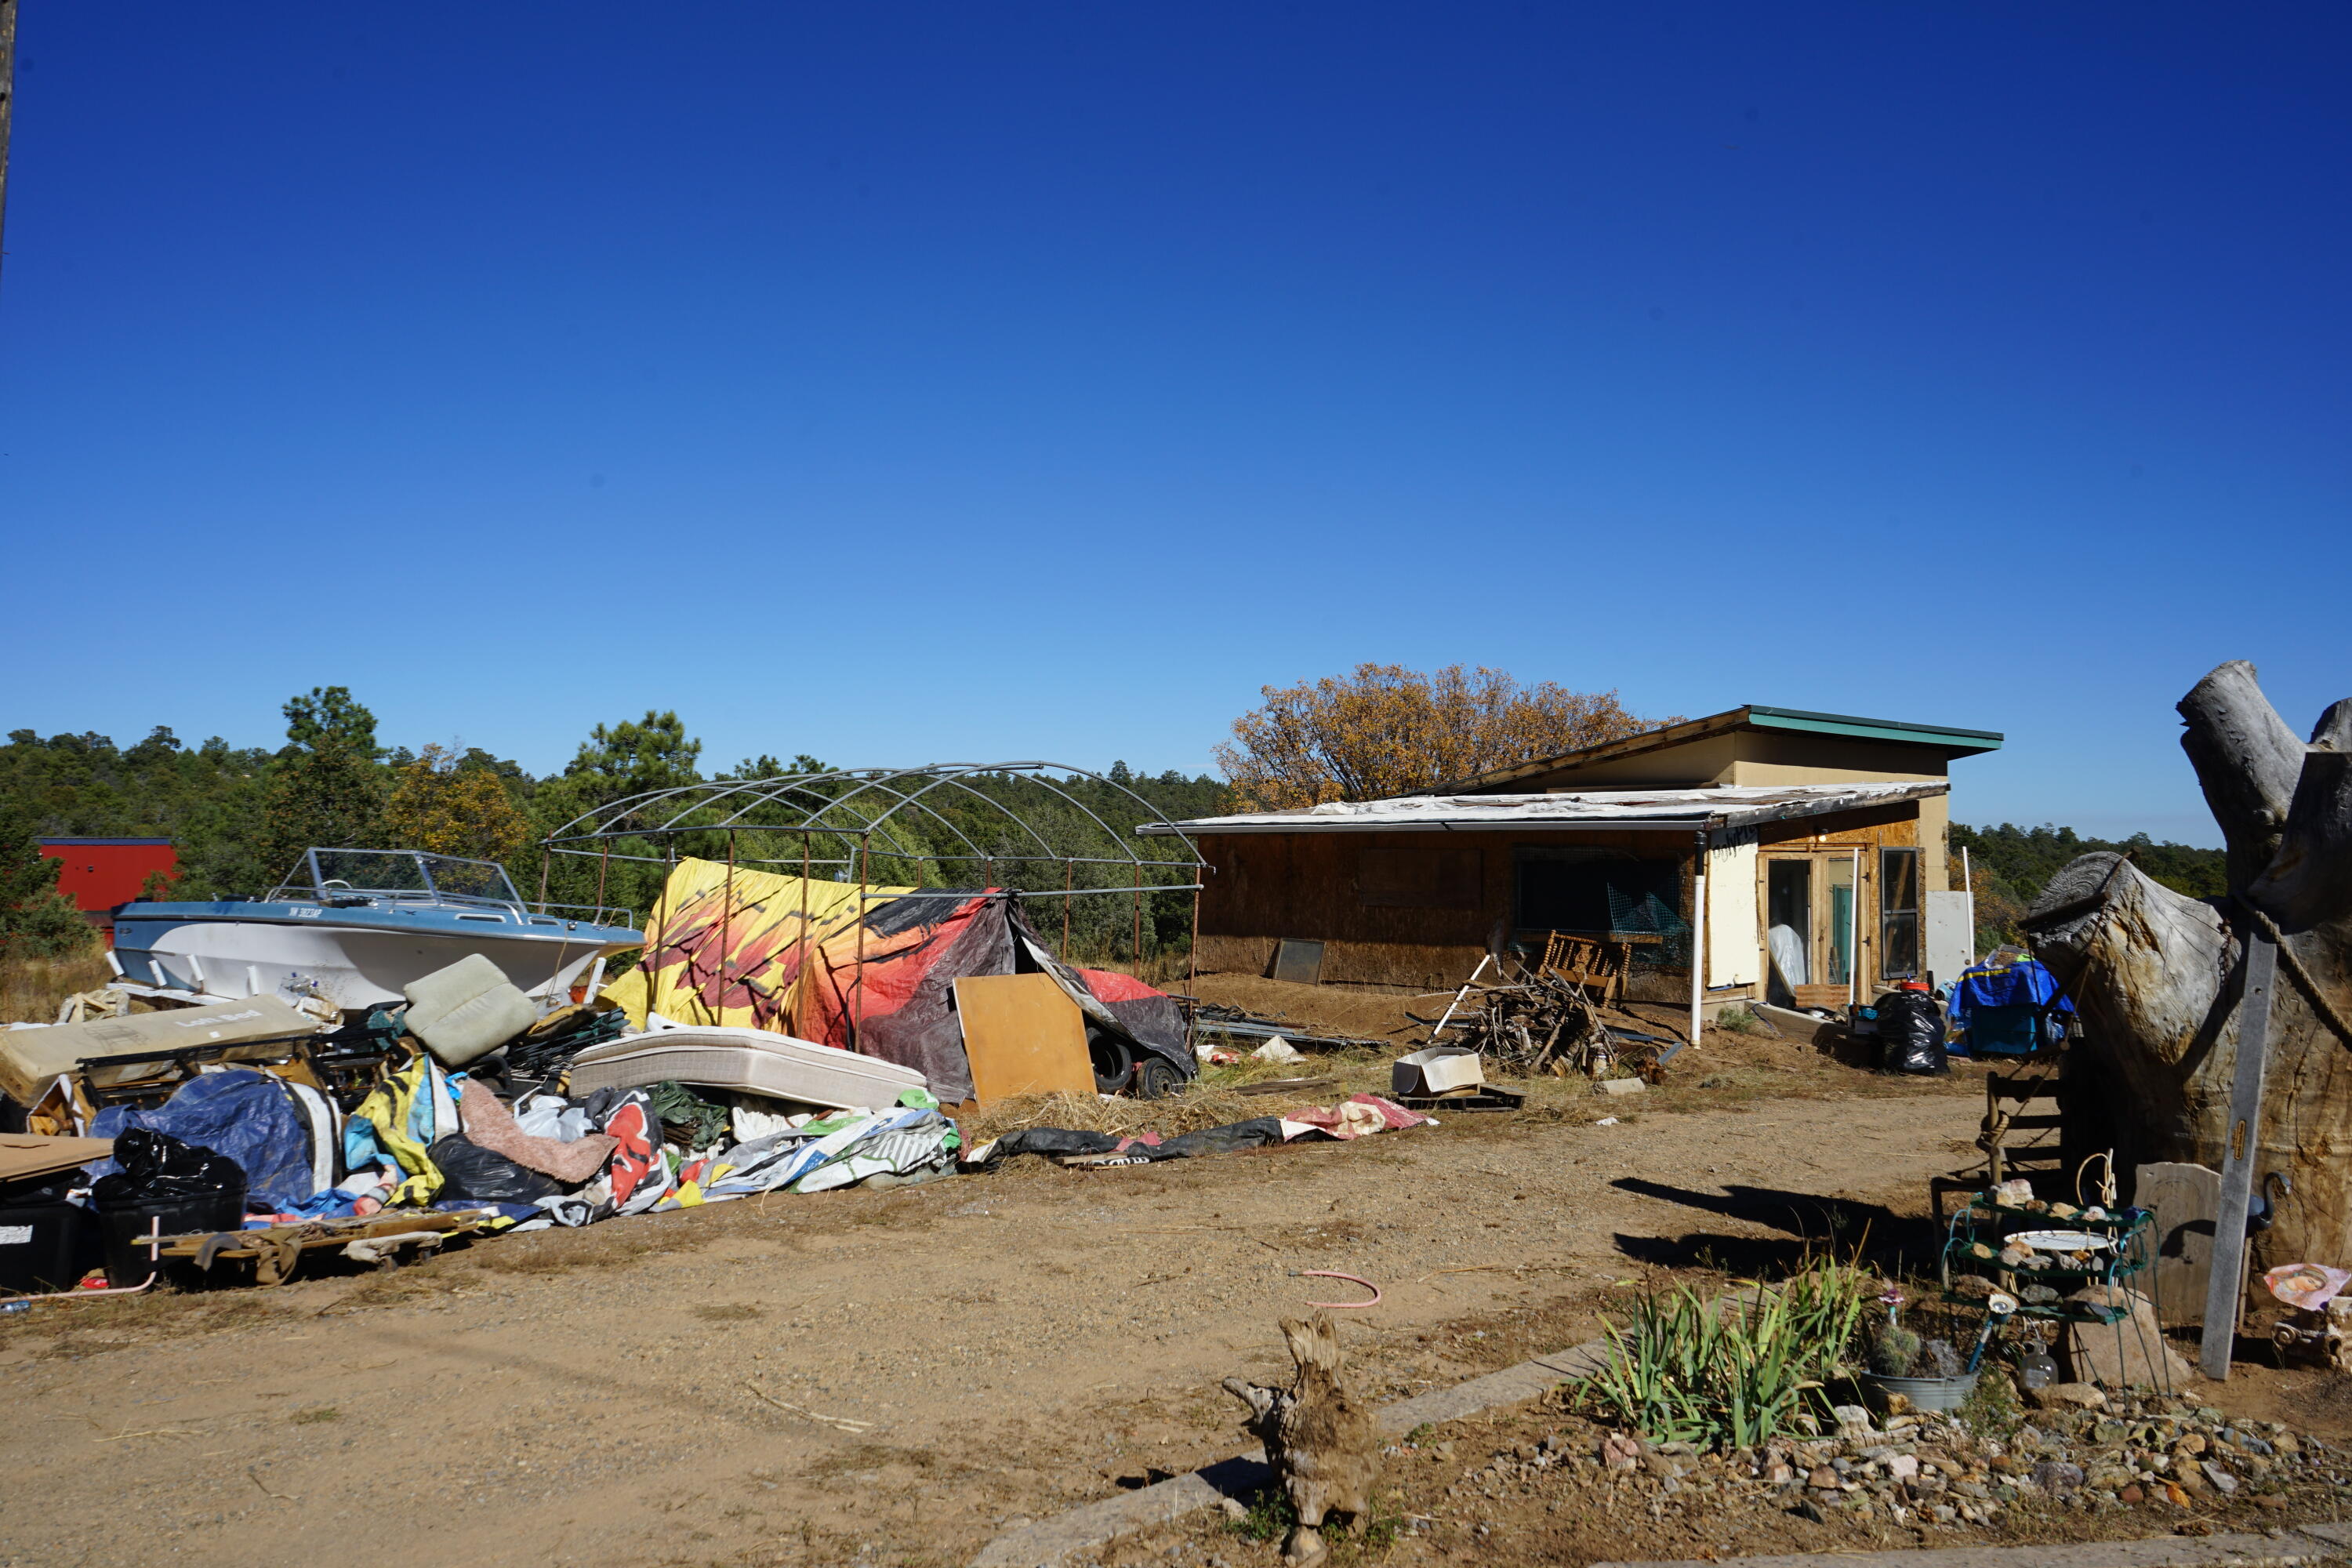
xmin=954 ymin=975 xmax=1094 ymax=1106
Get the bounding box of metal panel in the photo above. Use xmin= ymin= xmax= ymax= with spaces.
xmin=1271 ymin=938 xmax=1326 ymax=985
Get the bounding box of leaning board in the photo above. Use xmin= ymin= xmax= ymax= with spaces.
xmin=953 ymin=975 xmax=1094 ymax=1105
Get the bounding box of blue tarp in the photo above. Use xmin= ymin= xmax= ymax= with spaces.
xmin=89 ymin=1069 xmax=316 ymax=1210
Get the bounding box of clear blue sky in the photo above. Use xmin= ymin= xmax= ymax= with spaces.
xmin=5 ymin=5 xmax=2346 ymax=844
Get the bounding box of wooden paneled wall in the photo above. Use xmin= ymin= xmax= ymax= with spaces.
xmin=1192 ymin=801 xmax=1928 ymax=996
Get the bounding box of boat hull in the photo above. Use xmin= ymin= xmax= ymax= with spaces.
xmin=111 ymin=902 xmax=642 ymax=1011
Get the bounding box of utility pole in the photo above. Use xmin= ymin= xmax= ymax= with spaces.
xmin=0 ymin=0 xmax=16 ymax=299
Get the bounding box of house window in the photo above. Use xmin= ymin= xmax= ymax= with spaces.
xmin=1514 ymin=848 xmax=1682 ymax=940
xmin=1356 ymin=847 xmax=1481 ymax=909
xmin=1879 ymin=846 xmax=1922 ymax=979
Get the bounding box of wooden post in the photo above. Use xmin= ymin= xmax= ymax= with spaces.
xmin=2201 ymin=925 xmax=2280 ymax=1381
xmin=1688 ymin=834 xmax=1708 ymax=1047
xmin=854 ymin=831 xmax=869 ymax=1050
xmin=1062 ymin=858 xmax=1072 ymax=957
xmin=717 ymin=829 xmax=735 ymax=1025
xmin=536 ymin=850 xmax=551 ymax=914
xmin=1133 ymin=862 xmax=1144 ymax=972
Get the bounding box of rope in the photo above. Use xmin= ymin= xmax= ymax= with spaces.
xmin=2238 ymin=900 xmax=2352 ymax=1050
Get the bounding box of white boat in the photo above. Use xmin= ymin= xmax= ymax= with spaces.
xmin=109 ymin=848 xmax=642 ymax=1011
xmin=565 ymin=1015 xmax=929 ymax=1112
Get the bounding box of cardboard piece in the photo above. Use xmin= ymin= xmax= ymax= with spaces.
xmin=1392 ymin=1047 xmax=1483 ymax=1098
xmin=0 ymin=1133 xmax=113 ymax=1185
xmin=954 ymin=975 xmax=1096 ymax=1106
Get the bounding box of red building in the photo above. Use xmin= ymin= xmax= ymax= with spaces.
xmin=37 ymin=839 xmax=178 ymax=938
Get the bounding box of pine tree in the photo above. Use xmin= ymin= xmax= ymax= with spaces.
xmin=0 ymin=804 xmax=94 ymax=958
xmin=260 ymin=687 xmax=391 ymax=880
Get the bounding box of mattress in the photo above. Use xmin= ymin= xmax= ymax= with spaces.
xmin=0 ymin=996 xmax=321 ymax=1107
xmin=565 ymin=1022 xmax=928 ymax=1112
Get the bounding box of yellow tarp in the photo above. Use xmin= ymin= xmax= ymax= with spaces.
xmin=601 ymin=858 xmax=913 ymax=1033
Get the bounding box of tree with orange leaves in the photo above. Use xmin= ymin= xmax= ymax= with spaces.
xmin=1214 ymin=664 xmax=1671 ymax=811
xmin=384 ymin=743 xmax=531 ymax=863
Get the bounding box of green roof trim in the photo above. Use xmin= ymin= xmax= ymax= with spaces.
xmin=1744 ymin=706 xmax=2003 ymax=753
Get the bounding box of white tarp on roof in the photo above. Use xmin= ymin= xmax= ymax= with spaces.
xmin=1138 ymin=782 xmax=1943 ymax=836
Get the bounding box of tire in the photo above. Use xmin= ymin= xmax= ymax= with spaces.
xmin=1132 ymin=1055 xmax=1183 ymax=1102
xmin=1088 ymin=1036 xmax=1134 ymax=1095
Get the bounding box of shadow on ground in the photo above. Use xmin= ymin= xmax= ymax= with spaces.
xmin=1607 ymin=1178 xmax=1942 ymax=1274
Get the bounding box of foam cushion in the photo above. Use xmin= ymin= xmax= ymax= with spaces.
xmin=402 ymin=955 xmax=537 ymax=1067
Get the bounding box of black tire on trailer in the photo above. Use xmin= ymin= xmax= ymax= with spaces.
xmin=1088 ymin=1036 xmax=1134 ymax=1095
xmin=1132 ymin=1055 xmax=1183 ymax=1102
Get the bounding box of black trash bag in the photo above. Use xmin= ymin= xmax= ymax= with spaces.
xmin=1876 ymin=989 xmax=1949 ymax=1076
xmin=90 ymin=1127 xmax=247 ymax=1208
xmin=427 ymin=1134 xmax=561 ymax=1203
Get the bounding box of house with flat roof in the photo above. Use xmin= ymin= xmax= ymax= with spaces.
xmin=1141 ymin=706 xmax=2001 ymax=1022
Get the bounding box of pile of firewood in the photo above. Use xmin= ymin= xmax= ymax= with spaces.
xmin=1438 ymin=971 xmax=1625 ymax=1077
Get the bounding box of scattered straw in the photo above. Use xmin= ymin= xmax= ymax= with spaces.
xmin=958 ymin=1087 xmax=1260 ymax=1145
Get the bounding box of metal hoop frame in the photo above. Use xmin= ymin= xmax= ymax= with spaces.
xmin=539 ymin=760 xmax=1206 ymax=898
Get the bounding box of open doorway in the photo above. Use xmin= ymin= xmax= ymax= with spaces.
xmin=1766 ymin=858 xmax=1813 ymax=1007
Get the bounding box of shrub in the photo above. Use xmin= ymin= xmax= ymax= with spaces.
xmin=1573 ymin=1257 xmax=1869 ymax=1450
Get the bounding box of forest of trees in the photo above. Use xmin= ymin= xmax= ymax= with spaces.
xmin=1 ymin=675 xmax=2239 ymax=968
xmin=1951 ymin=820 xmax=2227 ymax=947
xmin=0 ymin=690 xmax=1229 ymax=964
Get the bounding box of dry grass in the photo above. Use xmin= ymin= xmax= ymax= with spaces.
xmin=960 ymin=1085 xmax=1261 ymax=1144
xmin=0 ymin=950 xmax=114 ymax=1025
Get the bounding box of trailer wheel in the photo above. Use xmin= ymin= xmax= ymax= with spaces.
xmin=1132 ymin=1056 xmax=1183 ymax=1101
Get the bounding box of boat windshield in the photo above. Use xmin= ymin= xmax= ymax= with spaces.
xmin=295 ymin=849 xmax=524 ymax=909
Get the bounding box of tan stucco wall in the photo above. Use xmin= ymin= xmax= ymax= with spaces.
xmin=1529 ymin=730 xmax=1951 ymax=793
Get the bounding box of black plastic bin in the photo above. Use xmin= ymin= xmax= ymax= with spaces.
xmin=97 ymin=1185 xmax=245 ymax=1287
xmin=0 ymin=1196 xmax=102 ymax=1294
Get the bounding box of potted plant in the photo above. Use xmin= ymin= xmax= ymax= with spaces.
xmin=1860 ymin=1290 xmax=1978 ymax=1414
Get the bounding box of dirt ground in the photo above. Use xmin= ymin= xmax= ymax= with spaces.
xmin=0 ymin=989 xmax=2300 ymax=1568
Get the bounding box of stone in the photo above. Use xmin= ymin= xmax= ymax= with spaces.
xmin=2172 ymin=1432 xmax=2209 ymax=1457
xmin=2202 ymin=1461 xmax=2238 ymax=1495
xmin=2087 ymin=1465 xmax=2134 ymax=1490
xmin=2132 ymin=1163 xmax=2221 ymax=1328
xmin=2121 ymin=1484 xmax=2145 ymax=1504
xmin=1833 ymin=1405 xmax=1875 ymax=1439
xmin=1219 ymin=1498 xmax=1248 ymax=1521
xmin=2092 ymin=1419 xmax=2130 ymax=1444
xmin=1808 ymin=1466 xmax=1838 ymax=1489
xmin=2032 ymin=1461 xmax=2086 ymax=1494
xmin=1887 ymin=1454 xmax=1920 ymax=1481
xmin=1932 ymin=1504 xmax=1958 ymax=1523
xmin=2027 ymin=1381 xmax=2107 ymax=1411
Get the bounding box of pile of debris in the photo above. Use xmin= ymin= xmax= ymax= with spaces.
xmin=1424 ymin=973 xmax=1682 ymax=1083
xmin=2 ymin=959 xmax=1439 ymax=1300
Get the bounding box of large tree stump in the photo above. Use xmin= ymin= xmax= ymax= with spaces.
xmin=2030 ymin=662 xmax=2352 ymax=1315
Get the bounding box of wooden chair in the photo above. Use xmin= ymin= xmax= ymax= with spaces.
xmin=1538 ymin=932 xmax=1632 ymax=1009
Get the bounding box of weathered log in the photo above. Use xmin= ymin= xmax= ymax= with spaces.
xmin=2176 ymin=660 xmax=2305 ymax=893
xmin=2249 ymin=698 xmax=2352 ymax=931
xmin=2034 ymin=664 xmax=2352 ymax=1323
